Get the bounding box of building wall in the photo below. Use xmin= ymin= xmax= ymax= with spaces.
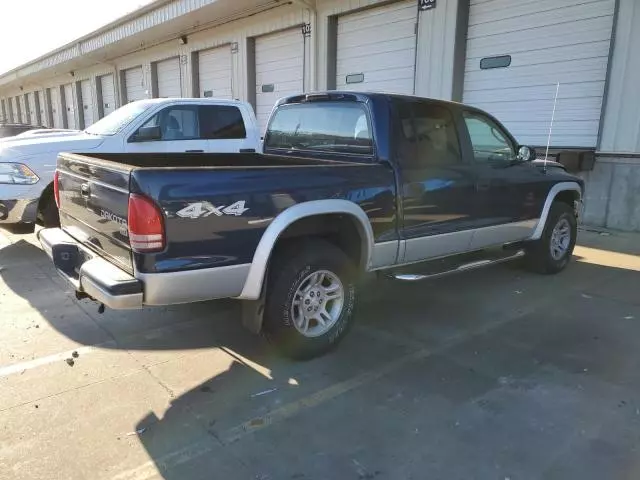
xmin=579 ymin=0 xmax=640 ymax=232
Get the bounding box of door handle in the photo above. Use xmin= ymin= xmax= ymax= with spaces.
xmin=185 ymin=149 xmax=204 ymax=153
xmin=80 ymin=183 xmax=91 ymax=197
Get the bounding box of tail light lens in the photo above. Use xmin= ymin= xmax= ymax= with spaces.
xmin=127 ymin=194 xmax=165 ymax=253
xmin=53 ymin=170 xmax=60 ymax=208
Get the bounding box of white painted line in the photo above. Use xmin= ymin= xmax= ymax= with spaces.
xmin=0 ymin=343 xmax=112 ymax=378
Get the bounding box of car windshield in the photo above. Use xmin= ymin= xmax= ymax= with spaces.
xmin=85 ymin=101 xmax=156 ymax=136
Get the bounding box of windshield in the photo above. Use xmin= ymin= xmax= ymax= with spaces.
xmin=264 ymin=102 xmax=373 ymax=155
xmin=85 ymin=101 xmax=156 ymax=136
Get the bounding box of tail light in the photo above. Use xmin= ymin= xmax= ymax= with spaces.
xmin=53 ymin=170 xmax=60 ymax=208
xmin=127 ymin=194 xmax=165 ymax=253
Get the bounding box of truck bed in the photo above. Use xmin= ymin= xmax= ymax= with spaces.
xmin=68 ymin=152 xmax=361 ymax=169
xmin=56 ymin=151 xmax=395 ymax=279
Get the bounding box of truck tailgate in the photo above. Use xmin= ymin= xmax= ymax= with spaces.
xmin=57 ymin=153 xmax=134 ymax=274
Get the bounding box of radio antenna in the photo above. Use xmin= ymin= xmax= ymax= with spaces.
xmin=544 ymin=82 xmax=560 ymax=173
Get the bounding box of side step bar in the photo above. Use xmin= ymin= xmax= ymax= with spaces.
xmin=392 ymin=250 xmax=525 ymax=282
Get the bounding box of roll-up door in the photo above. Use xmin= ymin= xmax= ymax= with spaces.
xmin=99 ymin=74 xmax=116 ymax=117
xmin=37 ymin=91 xmax=47 ymax=127
xmin=463 ymin=0 xmax=616 ymax=148
xmin=19 ymin=95 xmax=28 ymax=124
xmin=156 ymin=57 xmax=182 ymax=98
xmin=63 ymin=83 xmax=77 ymax=129
xmin=12 ymin=97 xmax=20 ymax=123
xmin=124 ymin=66 xmax=145 ymax=103
xmin=50 ymin=87 xmax=63 ymax=128
xmin=198 ymin=46 xmax=233 ymax=99
xmin=80 ymin=79 xmax=95 ymax=127
xmin=0 ymin=99 xmax=6 ymax=122
xmin=255 ymin=28 xmax=305 ymax=132
xmin=336 ymin=1 xmax=417 ymax=94
xmin=27 ymin=93 xmax=37 ymax=125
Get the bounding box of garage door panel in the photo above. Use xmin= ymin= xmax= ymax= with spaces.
xmin=466 ymin=23 xmax=613 ymax=58
xmin=338 ymin=35 xmax=417 ymax=59
xmin=80 ymin=80 xmax=95 ymax=127
xmin=465 ymin=81 xmax=605 ymax=103
xmin=255 ymin=28 xmax=304 ymax=132
xmin=100 ymin=75 xmax=116 ymax=117
xmin=469 ymin=2 xmax=615 ymax=38
xmin=336 ymin=1 xmax=416 ymax=95
xmin=465 ymin=68 xmax=608 ymax=92
xmin=64 ymin=84 xmax=77 ymax=129
xmin=469 ymin=0 xmax=614 ymax=26
xmin=198 ymin=47 xmax=232 ymax=99
xmin=338 ymin=3 xmax=415 ymax=31
xmin=125 ymin=67 xmax=145 ymax=102
xmin=156 ymin=58 xmax=182 ymax=98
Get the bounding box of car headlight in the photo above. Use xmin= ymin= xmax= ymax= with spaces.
xmin=0 ymin=163 xmax=39 ymax=185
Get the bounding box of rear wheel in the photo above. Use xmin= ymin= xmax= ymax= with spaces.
xmin=37 ymin=192 xmax=59 ymax=228
xmin=525 ymin=202 xmax=577 ymax=274
xmin=263 ymin=239 xmax=357 ymax=360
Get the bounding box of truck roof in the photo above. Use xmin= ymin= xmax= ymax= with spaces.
xmin=278 ymin=91 xmax=465 ymax=109
xmin=129 ymin=97 xmax=249 ymax=107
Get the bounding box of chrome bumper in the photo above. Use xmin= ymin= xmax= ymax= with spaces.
xmin=38 ymin=228 xmax=143 ymax=309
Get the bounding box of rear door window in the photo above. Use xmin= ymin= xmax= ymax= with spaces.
xmin=264 ymin=102 xmax=373 ymax=155
xmin=198 ymin=105 xmax=247 ymax=139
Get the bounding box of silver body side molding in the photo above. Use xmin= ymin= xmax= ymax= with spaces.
xmin=529 ymin=181 xmax=582 ymax=240
xmin=137 ymin=263 xmax=251 ymax=306
xmin=237 ymin=200 xmax=375 ymax=300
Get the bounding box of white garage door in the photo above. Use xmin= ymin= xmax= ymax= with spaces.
xmin=156 ymin=57 xmax=182 ymax=98
xmin=125 ymin=66 xmax=146 ymax=103
xmin=0 ymin=99 xmax=6 ymax=121
xmin=463 ymin=0 xmax=616 ymax=148
xmin=63 ymin=83 xmax=77 ymax=129
xmin=19 ymin=95 xmax=28 ymax=124
xmin=99 ymin=74 xmax=116 ymax=117
xmin=337 ymin=1 xmax=417 ymax=94
xmin=80 ymin=79 xmax=95 ymax=127
xmin=198 ymin=46 xmax=232 ymax=99
xmin=37 ymin=91 xmax=47 ymax=127
xmin=255 ymin=28 xmax=305 ymax=132
xmin=50 ymin=87 xmax=63 ymax=128
xmin=27 ymin=93 xmax=38 ymax=125
xmin=12 ymin=97 xmax=20 ymax=123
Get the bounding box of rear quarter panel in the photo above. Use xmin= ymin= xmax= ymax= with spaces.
xmin=131 ymin=164 xmax=397 ymax=274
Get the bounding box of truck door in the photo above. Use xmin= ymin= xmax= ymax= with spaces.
xmin=395 ymin=99 xmax=477 ymax=264
xmin=460 ymin=110 xmax=542 ymax=250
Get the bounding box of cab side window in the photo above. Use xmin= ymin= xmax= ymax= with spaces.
xmin=396 ymin=100 xmax=462 ymax=168
xmin=463 ymin=111 xmax=515 ymax=164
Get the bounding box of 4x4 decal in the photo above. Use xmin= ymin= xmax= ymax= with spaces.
xmin=176 ymin=201 xmax=249 ymax=218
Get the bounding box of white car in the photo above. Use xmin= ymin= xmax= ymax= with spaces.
xmin=0 ymin=98 xmax=260 ymax=226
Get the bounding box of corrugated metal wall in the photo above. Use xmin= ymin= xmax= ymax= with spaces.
xmin=599 ymin=0 xmax=640 ymax=153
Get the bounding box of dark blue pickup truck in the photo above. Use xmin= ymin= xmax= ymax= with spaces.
xmin=39 ymin=92 xmax=584 ymax=359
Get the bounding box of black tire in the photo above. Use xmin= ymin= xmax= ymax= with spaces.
xmin=525 ymin=201 xmax=577 ymax=274
xmin=263 ymin=239 xmax=357 ymax=360
xmin=38 ymin=194 xmax=60 ymax=228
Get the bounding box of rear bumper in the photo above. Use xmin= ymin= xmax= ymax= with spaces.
xmin=38 ymin=228 xmax=143 ymax=309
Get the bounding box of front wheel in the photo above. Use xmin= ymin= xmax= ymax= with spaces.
xmin=525 ymin=202 xmax=577 ymax=274
xmin=263 ymin=239 xmax=357 ymax=360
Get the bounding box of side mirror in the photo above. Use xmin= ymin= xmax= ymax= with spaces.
xmin=131 ymin=125 xmax=161 ymax=142
xmin=517 ymin=145 xmax=536 ymax=162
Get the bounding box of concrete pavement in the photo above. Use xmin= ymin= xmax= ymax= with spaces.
xmin=1 ymin=225 xmax=640 ymax=480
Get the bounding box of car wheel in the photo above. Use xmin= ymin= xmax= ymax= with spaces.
xmin=263 ymin=239 xmax=357 ymax=360
xmin=525 ymin=202 xmax=577 ymax=274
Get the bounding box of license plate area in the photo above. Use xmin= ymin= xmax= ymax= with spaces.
xmin=52 ymin=243 xmax=82 ymax=278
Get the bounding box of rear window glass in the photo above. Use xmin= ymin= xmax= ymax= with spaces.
xmin=199 ymin=105 xmax=246 ymax=139
xmin=264 ymin=102 xmax=373 ymax=155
